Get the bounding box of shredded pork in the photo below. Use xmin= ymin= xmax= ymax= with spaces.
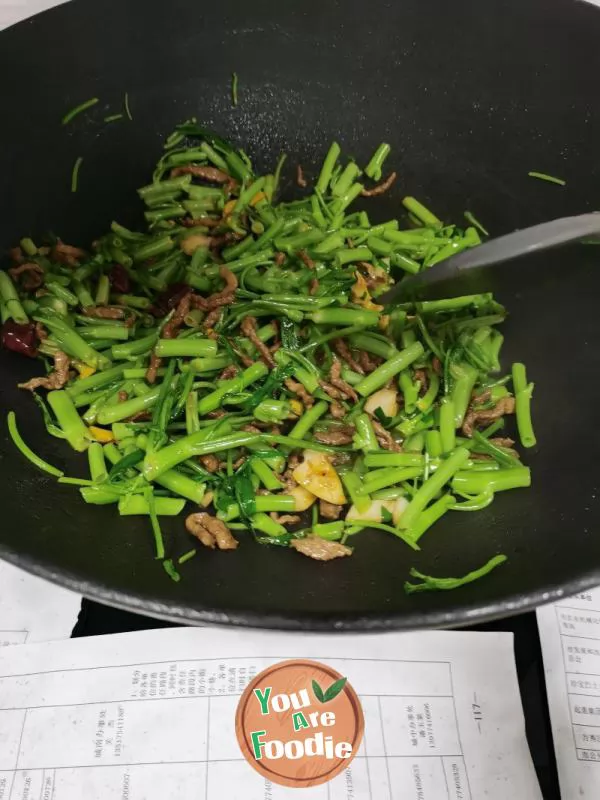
xmin=296 ymin=164 xmax=307 ymax=188
xmin=297 ymin=249 xmax=315 ymax=270
xmin=319 ymin=500 xmax=343 ymax=520
xmin=371 ymin=418 xmax=402 ymax=451
xmin=462 ymin=396 xmax=516 ymax=438
xmin=329 ymin=359 xmax=359 ymax=402
xmin=8 ymin=262 xmax=44 ymax=291
xmin=358 ymin=350 xmax=381 ymax=373
xmin=53 ymin=241 xmax=85 ymax=267
xmin=146 ymin=291 xmax=192 ymax=384
xmin=180 ymin=216 xmax=222 ymax=229
xmin=9 ymin=246 xmax=23 ymax=264
xmin=83 ymin=306 xmax=127 ymax=320
xmin=170 ymin=165 xmax=237 ymax=189
xmin=185 ymin=512 xmax=238 ymax=550
xmin=290 ymin=535 xmax=352 ymax=561
xmin=270 ymin=512 xmax=301 ymax=525
xmin=319 ymin=380 xmax=343 ymax=401
xmin=200 ymin=454 xmax=221 ymax=473
xmin=18 ymin=351 xmax=70 ymax=391
xmin=313 ymin=426 xmax=355 ymax=446
xmin=241 ymin=315 xmax=275 ymax=367
xmin=190 ymin=267 xmax=238 ymax=329
xmin=489 ymin=436 xmax=515 ymax=448
xmin=242 ymin=424 xmax=262 ymax=435
xmin=329 ymin=401 xmax=345 ymax=419
xmin=285 ymin=378 xmax=314 ymax=407
xmin=333 ymin=338 xmax=364 ymax=374
xmin=162 ymin=292 xmax=192 ymax=339
xmin=413 ymin=368 xmax=429 ymax=395
xmin=219 ymin=364 xmax=239 ymax=381
xmin=360 ymin=171 xmax=397 ymax=197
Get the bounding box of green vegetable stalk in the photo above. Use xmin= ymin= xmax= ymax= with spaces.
xmin=2 ymin=123 xmax=536 ymax=591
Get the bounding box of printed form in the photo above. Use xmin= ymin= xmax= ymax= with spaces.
xmin=0 ymin=626 xmax=541 ymax=799
xmin=538 ymin=587 xmax=600 ymax=797
xmin=0 ymin=560 xmax=80 ymax=646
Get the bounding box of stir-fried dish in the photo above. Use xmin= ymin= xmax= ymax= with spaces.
xmin=0 ymin=122 xmax=536 ymax=589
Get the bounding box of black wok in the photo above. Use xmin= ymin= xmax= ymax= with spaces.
xmin=1 ymin=0 xmax=600 ymax=631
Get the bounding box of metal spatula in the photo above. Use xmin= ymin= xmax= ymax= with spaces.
xmin=378 ymin=213 xmax=600 ymax=303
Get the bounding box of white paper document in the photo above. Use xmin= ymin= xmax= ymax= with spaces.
xmin=0 ymin=560 xmax=80 ymax=646
xmin=0 ymin=626 xmax=541 ymax=799
xmin=538 ymin=587 xmax=600 ymax=798
xmin=0 ymin=1 xmax=69 ymax=32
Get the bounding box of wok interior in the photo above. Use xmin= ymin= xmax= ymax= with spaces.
xmin=0 ymin=0 xmax=599 ymax=629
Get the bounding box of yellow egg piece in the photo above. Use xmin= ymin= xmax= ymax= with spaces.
xmin=88 ymin=426 xmax=114 ymax=443
xmin=223 ymin=199 xmax=236 ymax=217
xmin=292 ymin=450 xmax=346 ymax=506
xmin=289 ymin=399 xmax=304 ymax=417
xmin=250 ymin=190 xmax=267 ymax=207
xmin=78 ymin=365 xmax=96 ymax=380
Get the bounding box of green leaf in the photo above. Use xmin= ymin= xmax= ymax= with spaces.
xmin=150 ymin=359 xmax=177 ymax=449
xmin=242 ymin=363 xmax=295 ymax=412
xmin=218 ymin=335 xmax=246 ymax=367
xmin=323 ymin=677 xmax=348 ymax=703
xmin=108 ymin=448 xmax=145 ymax=482
xmin=312 ymin=679 xmax=325 ymax=703
xmin=381 ymin=507 xmax=393 ymax=524
xmin=374 ymin=407 xmax=393 ymax=426
xmin=214 ymin=483 xmax=234 ymax=513
xmin=215 ymin=462 xmax=257 ymax=521
xmin=312 ymin=676 xmax=348 ymax=704
xmin=234 ymin=464 xmax=256 ymax=520
xmin=32 ymin=392 xmax=66 ymax=439
xmin=403 ymin=554 xmax=507 ymax=594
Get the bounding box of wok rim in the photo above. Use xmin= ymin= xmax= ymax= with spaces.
xmin=2 ymin=540 xmax=599 ymax=631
